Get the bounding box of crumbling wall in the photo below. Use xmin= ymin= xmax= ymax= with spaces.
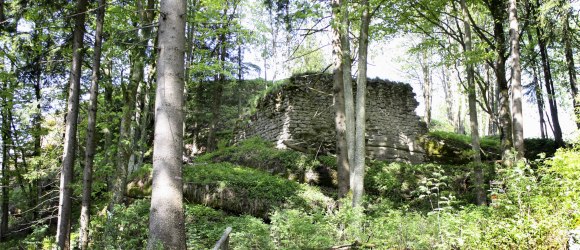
xmin=237 ymin=73 xmax=427 ymax=163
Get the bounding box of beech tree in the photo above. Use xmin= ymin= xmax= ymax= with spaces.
xmin=147 ymin=0 xmax=187 ymax=248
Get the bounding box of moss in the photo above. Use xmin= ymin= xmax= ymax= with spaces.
xmin=126 ymin=164 xmax=153 ymax=198
xmin=183 ymin=162 xmax=334 ymax=219
xmin=195 ymin=137 xmax=337 ymax=186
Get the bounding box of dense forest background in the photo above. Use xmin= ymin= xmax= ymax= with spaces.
xmin=0 ymin=0 xmax=580 ymax=249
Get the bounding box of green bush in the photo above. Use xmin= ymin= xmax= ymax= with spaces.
xmin=186 ymin=204 xmax=273 ymax=249
xmin=366 ymin=161 xmax=495 ymax=210
xmin=90 ymin=199 xmax=150 ymax=249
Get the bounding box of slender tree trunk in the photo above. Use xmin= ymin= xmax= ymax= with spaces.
xmin=147 ymin=0 xmax=187 ymax=248
xmin=537 ymin=26 xmax=564 ymax=147
xmin=341 ymin=0 xmax=355 ymax=183
xmin=563 ymin=6 xmax=579 ymax=128
xmin=461 ymin=0 xmax=485 ymax=205
xmin=0 ymin=82 xmax=10 ymax=242
xmin=352 ymin=0 xmax=370 ymax=207
xmin=79 ymin=0 xmax=105 ymax=248
xmin=442 ymin=67 xmax=454 ymax=127
xmin=207 ymin=33 xmax=226 ymax=152
xmin=56 ymin=0 xmax=88 ymax=248
xmin=490 ymin=1 xmax=513 ymax=163
xmin=509 ymin=0 xmax=524 ymax=158
xmin=533 ymin=70 xmax=547 ymax=139
xmin=332 ymin=0 xmax=349 ymax=198
xmin=420 ymin=52 xmax=432 ymax=128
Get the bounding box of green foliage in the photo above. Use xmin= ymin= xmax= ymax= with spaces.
xmin=366 ymin=161 xmax=494 ymax=210
xmin=196 ymin=137 xmax=334 ymax=185
xmin=90 ymin=200 xmax=150 ymax=249
xmin=186 ymin=204 xmax=273 ymax=249
xmin=421 ymin=131 xmax=558 ymax=164
xmin=183 ymin=162 xmax=334 ymax=218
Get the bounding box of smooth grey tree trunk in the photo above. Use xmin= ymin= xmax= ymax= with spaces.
xmin=79 ymin=0 xmax=105 ymax=249
xmin=341 ymin=0 xmax=354 ymax=185
xmin=420 ymin=51 xmax=432 ymax=128
xmin=352 ymin=0 xmax=370 ymax=207
xmin=332 ymin=0 xmax=349 ymax=198
xmin=147 ymin=0 xmax=187 ymax=248
xmin=461 ymin=0 xmax=485 ymax=205
xmin=56 ymin=0 xmax=88 ymax=248
xmin=509 ymin=0 xmax=525 ymax=159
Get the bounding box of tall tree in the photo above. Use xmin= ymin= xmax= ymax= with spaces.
xmin=510 ymin=0 xmax=524 ymax=158
xmin=562 ymin=1 xmax=578 ymax=128
xmin=488 ymin=0 xmax=514 ymax=163
xmin=79 ymin=0 xmax=106 ymax=248
xmin=332 ymin=0 xmax=350 ymax=198
xmin=461 ymin=0 xmax=485 ymax=205
xmin=147 ymin=0 xmax=187 ymax=248
xmin=352 ymin=0 xmax=370 ymax=207
xmin=341 ymin=0 xmax=355 ymax=181
xmin=0 ymin=81 xmax=11 ymax=241
xmin=533 ymin=0 xmax=564 ymax=147
xmin=55 ymin=0 xmax=88 ymax=248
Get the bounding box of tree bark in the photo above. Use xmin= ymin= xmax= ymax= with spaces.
xmin=0 ymin=82 xmax=10 ymax=241
xmin=489 ymin=0 xmax=513 ymax=163
xmin=535 ymin=27 xmax=564 ymax=146
xmin=147 ymin=0 xmax=187 ymax=248
xmin=341 ymin=0 xmax=355 ymax=183
xmin=509 ymin=0 xmax=524 ymax=158
xmin=420 ymin=51 xmax=432 ymax=128
xmin=332 ymin=0 xmax=349 ymax=199
xmin=79 ymin=0 xmax=105 ymax=249
xmin=563 ymin=5 xmax=579 ymax=128
xmin=56 ymin=0 xmax=88 ymax=248
xmin=461 ymin=0 xmax=485 ymax=205
xmin=352 ymin=0 xmax=370 ymax=207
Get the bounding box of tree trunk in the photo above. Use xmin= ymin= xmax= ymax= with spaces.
xmin=147 ymin=0 xmax=187 ymax=248
xmin=341 ymin=0 xmax=355 ymax=183
xmin=56 ymin=0 xmax=88 ymax=248
xmin=563 ymin=6 xmax=579 ymax=128
xmin=420 ymin=51 xmax=432 ymax=128
xmin=509 ymin=0 xmax=524 ymax=158
xmin=352 ymin=0 xmax=370 ymax=207
xmin=461 ymin=0 xmax=485 ymax=205
xmin=0 ymin=82 xmax=10 ymax=241
xmin=207 ymin=33 xmax=226 ymax=152
xmin=332 ymin=0 xmax=349 ymax=199
xmin=79 ymin=0 xmax=105 ymax=248
xmin=442 ymin=67 xmax=454 ymax=127
xmin=536 ymin=27 xmax=564 ymax=147
xmin=490 ymin=0 xmax=513 ymax=163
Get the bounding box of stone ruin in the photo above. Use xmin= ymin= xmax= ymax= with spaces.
xmin=236 ymin=73 xmax=428 ymax=163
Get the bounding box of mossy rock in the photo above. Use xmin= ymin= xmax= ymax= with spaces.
xmin=126 ymin=164 xmax=153 ymax=198
xmin=195 ymin=137 xmax=338 ymax=187
xmin=183 ymin=162 xmax=335 ymax=219
xmin=419 ymin=131 xmax=499 ymax=164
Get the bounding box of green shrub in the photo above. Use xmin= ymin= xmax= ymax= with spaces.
xmin=366 ymin=161 xmax=495 ymax=210
xmin=186 ymin=204 xmax=273 ymax=249
xmin=90 ymin=199 xmax=150 ymax=249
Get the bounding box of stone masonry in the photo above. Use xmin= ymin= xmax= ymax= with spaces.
xmin=236 ymin=73 xmax=428 ymax=163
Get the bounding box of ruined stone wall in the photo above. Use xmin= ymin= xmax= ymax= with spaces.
xmin=236 ymin=73 xmax=427 ymax=163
